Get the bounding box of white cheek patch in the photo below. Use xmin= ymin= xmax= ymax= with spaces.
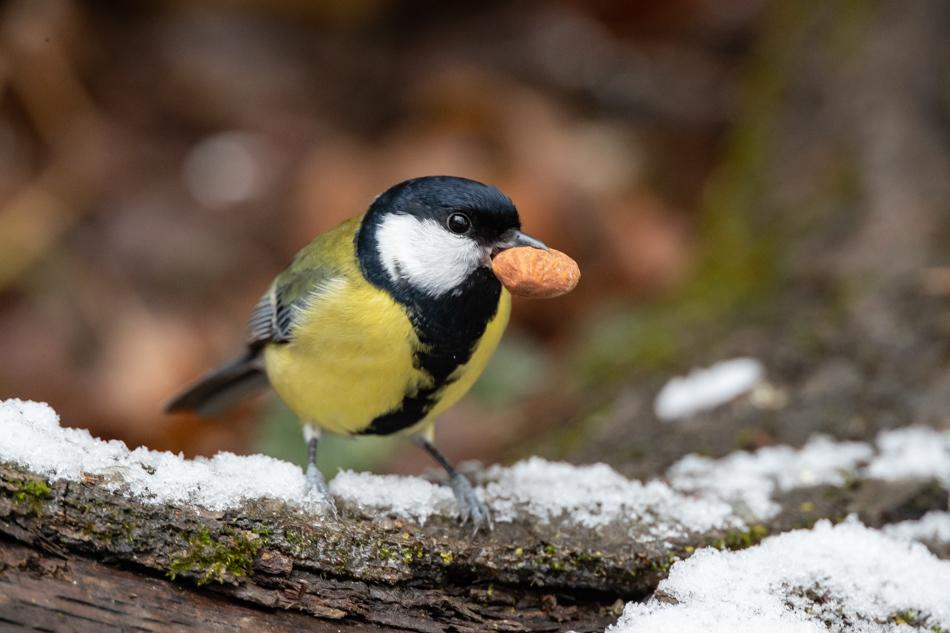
xmin=376 ymin=214 xmax=484 ymax=296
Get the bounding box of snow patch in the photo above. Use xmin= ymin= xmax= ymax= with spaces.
xmin=0 ymin=399 xmax=306 ymax=511
xmin=668 ymin=435 xmax=872 ymax=520
xmin=664 ymin=426 xmax=950 ymax=524
xmin=483 ymin=457 xmax=739 ymax=537
xmin=867 ymin=426 xmax=950 ymax=484
xmin=654 ymin=358 xmax=764 ymax=420
xmin=885 ymin=511 xmax=950 ymax=544
xmin=608 ymin=519 xmax=950 ymax=633
xmin=330 ymin=470 xmax=456 ymax=523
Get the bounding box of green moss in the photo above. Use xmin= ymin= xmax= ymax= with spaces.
xmin=367 ymin=539 xmax=425 ymax=567
xmin=889 ymin=609 xmax=945 ymax=632
xmin=401 ymin=546 xmax=422 ymax=564
xmin=121 ymin=520 xmax=137 ymax=544
xmin=530 ymin=542 xmax=577 ymax=574
xmin=13 ymin=479 xmax=51 ymax=513
xmin=641 ymin=548 xmax=691 ymax=578
xmin=168 ymin=528 xmax=262 ymax=585
xmin=283 ymin=527 xmax=306 ymax=549
xmin=703 ymin=525 xmax=769 ymax=552
xmin=569 ymin=550 xmax=601 ymax=565
xmin=377 ymin=544 xmax=395 ymax=561
xmin=649 ymin=554 xmax=679 ymax=575
xmin=723 ymin=525 xmax=769 ymax=549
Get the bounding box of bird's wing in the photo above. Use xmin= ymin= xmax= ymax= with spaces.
xmin=246 ymin=216 xmax=362 ymax=347
xmin=246 ymin=260 xmax=348 ymax=346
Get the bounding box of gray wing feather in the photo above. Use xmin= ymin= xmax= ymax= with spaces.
xmin=247 ymin=285 xmax=295 ymax=346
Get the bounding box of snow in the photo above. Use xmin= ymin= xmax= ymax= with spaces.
xmin=867 ymin=426 xmax=950 ymax=484
xmin=608 ymin=519 xmax=950 ymax=633
xmin=885 ymin=511 xmax=950 ymax=544
xmin=483 ymin=457 xmax=739 ymax=537
xmin=330 ymin=470 xmax=455 ymax=523
xmin=668 ymin=435 xmax=872 ymax=520
xmin=0 ymin=399 xmax=306 ymax=511
xmin=654 ymin=358 xmax=764 ymax=420
xmin=477 ymin=424 xmax=949 ymax=541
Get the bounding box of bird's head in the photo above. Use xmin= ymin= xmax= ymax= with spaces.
xmin=358 ymin=176 xmax=546 ymax=298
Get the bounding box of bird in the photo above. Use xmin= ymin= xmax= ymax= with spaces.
xmin=166 ymin=176 xmax=547 ymax=531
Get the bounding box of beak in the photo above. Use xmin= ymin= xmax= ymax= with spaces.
xmin=492 ymin=229 xmax=548 ymax=258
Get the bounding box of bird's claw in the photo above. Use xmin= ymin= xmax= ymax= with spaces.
xmin=450 ymin=472 xmax=492 ymax=534
xmin=305 ymin=463 xmax=338 ymax=517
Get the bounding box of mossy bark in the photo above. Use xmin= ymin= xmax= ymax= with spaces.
xmin=1 ymin=461 xmax=946 ymax=632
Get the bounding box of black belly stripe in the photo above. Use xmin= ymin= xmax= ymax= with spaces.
xmin=360 ymin=267 xmax=502 ymax=436
xmin=359 ymin=385 xmax=440 ymax=436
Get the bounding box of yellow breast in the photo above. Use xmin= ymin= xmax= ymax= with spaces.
xmin=263 ymin=279 xmax=510 ymax=436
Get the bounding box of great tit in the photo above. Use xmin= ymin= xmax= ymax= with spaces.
xmin=166 ymin=176 xmax=546 ymax=530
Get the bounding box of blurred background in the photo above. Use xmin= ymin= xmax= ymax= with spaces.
xmin=2 ymin=0 xmax=948 ymax=479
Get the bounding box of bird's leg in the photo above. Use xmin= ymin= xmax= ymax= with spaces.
xmin=414 ymin=436 xmax=492 ymax=533
xmin=303 ymin=423 xmax=336 ymax=515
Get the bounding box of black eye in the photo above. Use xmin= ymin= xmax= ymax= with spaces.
xmin=446 ymin=212 xmax=471 ymax=234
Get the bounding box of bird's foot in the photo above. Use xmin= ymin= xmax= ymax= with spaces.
xmin=304 ymin=463 xmax=338 ymax=517
xmin=450 ymin=472 xmax=492 ymax=534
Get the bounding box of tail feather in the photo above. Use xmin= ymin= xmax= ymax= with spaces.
xmin=165 ymin=351 xmax=269 ymax=416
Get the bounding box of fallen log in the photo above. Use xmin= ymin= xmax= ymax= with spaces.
xmin=1 ymin=426 xmax=947 ymax=632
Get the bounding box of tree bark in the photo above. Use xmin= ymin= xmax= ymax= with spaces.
xmin=1 ymin=460 xmax=946 ymax=632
